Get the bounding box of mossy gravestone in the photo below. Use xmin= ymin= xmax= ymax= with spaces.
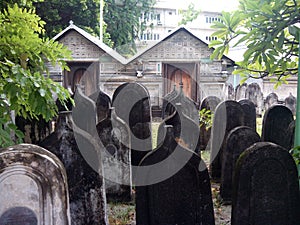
xmin=136 ymin=126 xmax=215 ymax=225
xmin=210 ymin=100 xmax=245 ymax=181
xmin=261 ymin=105 xmax=294 ymax=150
xmin=41 ymin=87 xmax=108 ymax=225
xmin=231 ymin=142 xmax=300 ymax=225
xmin=239 ymin=99 xmax=256 ymax=131
xmin=220 ymin=126 xmax=260 ymax=203
xmin=0 ymin=144 xmax=70 ymax=225
xmin=112 ymin=82 xmax=152 ymax=166
xmin=199 ymin=96 xmax=221 ymax=151
xmin=97 ymin=107 xmax=132 ymax=202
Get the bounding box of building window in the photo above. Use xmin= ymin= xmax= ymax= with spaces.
xmin=206 ymin=36 xmax=218 ymax=41
xmin=206 ymin=16 xmax=222 ymax=23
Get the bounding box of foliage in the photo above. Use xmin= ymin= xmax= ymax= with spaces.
xmin=34 ymin=0 xmax=100 ymax=38
xmin=290 ymin=146 xmax=300 ymax=183
xmin=199 ymin=108 xmax=213 ymax=130
xmin=103 ymin=0 xmax=156 ymax=55
xmin=209 ymin=0 xmax=300 ymax=86
xmin=178 ymin=3 xmax=201 ymax=26
xmin=0 ymin=4 xmax=72 ymax=147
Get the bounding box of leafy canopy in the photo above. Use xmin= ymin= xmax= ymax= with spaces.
xmin=209 ymin=0 xmax=300 ymax=86
xmin=0 ymin=4 xmax=72 ymax=147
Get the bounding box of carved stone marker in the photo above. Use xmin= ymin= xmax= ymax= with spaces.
xmin=231 ymin=142 xmax=300 ymax=225
xmin=235 ymin=83 xmax=247 ymax=101
xmin=97 ymin=107 xmax=132 ymax=202
xmin=112 ymin=82 xmax=152 ymax=166
xmin=41 ymin=87 xmax=108 ymax=225
xmin=265 ymin=92 xmax=279 ymax=110
xmin=210 ymin=100 xmax=245 ymax=181
xmin=199 ymin=96 xmax=221 ymax=150
xmin=239 ymin=99 xmax=256 ymax=131
xmin=261 ymin=105 xmax=294 ymax=149
xmin=284 ymin=93 xmax=296 ymax=115
xmin=0 ymin=144 xmax=70 ymax=225
xmin=245 ymin=82 xmax=264 ymax=116
xmin=157 ymin=103 xmax=200 ymax=153
xmin=136 ymin=126 xmax=215 ymax=225
xmin=220 ymin=126 xmax=260 ymax=203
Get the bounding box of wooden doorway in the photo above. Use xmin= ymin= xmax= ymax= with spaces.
xmin=171 ymin=69 xmax=192 ymax=99
xmin=73 ymin=68 xmax=93 ymax=96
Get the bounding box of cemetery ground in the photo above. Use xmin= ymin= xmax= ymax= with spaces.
xmin=107 ymin=149 xmax=231 ymax=225
xmin=106 ymin=119 xmax=257 ymax=225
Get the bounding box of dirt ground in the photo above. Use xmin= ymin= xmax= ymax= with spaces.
xmin=108 ymin=181 xmax=232 ymax=225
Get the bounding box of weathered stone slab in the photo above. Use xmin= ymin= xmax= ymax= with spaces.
xmin=210 ymin=100 xmax=245 ymax=181
xmin=261 ymin=105 xmax=294 ymax=149
xmin=284 ymin=93 xmax=296 ymax=115
xmin=112 ymin=82 xmax=152 ymax=166
xmin=157 ymin=103 xmax=200 ymax=153
xmin=0 ymin=144 xmax=70 ymax=225
xmin=199 ymin=96 xmax=221 ymax=150
xmin=162 ymin=84 xmax=178 ymax=119
xmin=163 ymin=84 xmax=199 ymax=124
xmin=239 ymin=99 xmax=256 ymax=131
xmin=220 ymin=126 xmax=260 ymax=203
xmin=235 ymin=83 xmax=247 ymax=101
xmin=40 ymin=87 xmax=108 ymax=225
xmin=245 ymin=82 xmax=264 ymax=116
xmin=231 ymin=142 xmax=300 ymax=225
xmin=136 ymin=126 xmax=215 ymax=225
xmin=265 ymin=92 xmax=279 ymax=110
xmin=97 ymin=107 xmax=132 ymax=202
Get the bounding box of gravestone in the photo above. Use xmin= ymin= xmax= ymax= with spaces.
xmin=286 ymin=120 xmax=295 ymax=150
xmin=0 ymin=144 xmax=70 ymax=225
xmin=231 ymin=142 xmax=300 ymax=225
xmin=136 ymin=126 xmax=215 ymax=225
xmin=97 ymin=107 xmax=132 ymax=202
xmin=235 ymin=83 xmax=247 ymax=101
xmin=210 ymin=100 xmax=245 ymax=181
xmin=284 ymin=93 xmax=296 ymax=115
xmin=220 ymin=126 xmax=260 ymax=203
xmin=261 ymin=105 xmax=294 ymax=149
xmin=245 ymin=82 xmax=264 ymax=116
xmin=157 ymin=103 xmax=200 ymax=153
xmin=162 ymin=84 xmax=178 ymax=119
xmin=199 ymin=96 xmax=221 ymax=150
xmin=15 ymin=115 xmax=51 ymax=144
xmin=239 ymin=99 xmax=256 ymax=131
xmin=163 ymin=83 xmax=199 ymax=124
xmin=265 ymin=92 xmax=279 ymax=110
xmin=112 ymin=82 xmax=152 ymax=166
xmin=95 ymin=90 xmax=111 ymax=122
xmin=227 ymin=83 xmax=234 ymax=100
xmin=40 ymin=87 xmax=108 ymax=225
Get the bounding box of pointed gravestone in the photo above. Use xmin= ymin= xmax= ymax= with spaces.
xmin=231 ymin=142 xmax=300 ymax=225
xmin=157 ymin=103 xmax=200 ymax=153
xmin=136 ymin=126 xmax=215 ymax=225
xmin=220 ymin=126 xmax=260 ymax=203
xmin=112 ymin=82 xmax=152 ymax=166
xmin=265 ymin=92 xmax=279 ymax=110
xmin=245 ymin=82 xmax=264 ymax=116
xmin=210 ymin=100 xmax=245 ymax=181
xmin=199 ymin=96 xmax=221 ymax=150
xmin=95 ymin=90 xmax=111 ymax=122
xmin=163 ymin=83 xmax=199 ymax=124
xmin=261 ymin=105 xmax=294 ymax=150
xmin=284 ymin=93 xmax=296 ymax=115
xmin=162 ymin=84 xmax=178 ymax=119
xmin=235 ymin=83 xmax=247 ymax=101
xmin=239 ymin=99 xmax=256 ymax=131
xmin=0 ymin=144 xmax=70 ymax=225
xmin=40 ymin=88 xmax=108 ymax=225
xmin=97 ymin=107 xmax=132 ymax=202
